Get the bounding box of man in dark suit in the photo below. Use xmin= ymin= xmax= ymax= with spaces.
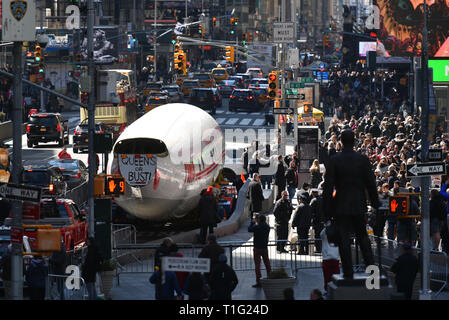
xmin=322 ymin=129 xmax=380 ymax=279
xmin=274 ymin=155 xmax=286 ymax=200
xmin=246 ymin=174 xmax=264 ymax=219
xmin=273 ymin=191 xmax=293 ymax=253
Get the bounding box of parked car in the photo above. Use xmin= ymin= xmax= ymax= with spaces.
xmin=235 ymin=61 xmax=248 ymax=74
xmin=73 ymin=120 xmax=111 ymax=153
xmin=22 ymin=164 xmax=68 ymax=197
xmin=229 ymin=89 xmax=259 ymax=112
xmin=210 ymin=88 xmax=223 ymax=108
xmin=188 ymin=88 xmax=220 ymax=114
xmin=145 ymin=95 xmax=169 ymax=113
xmin=218 ymin=80 xmax=237 ymax=98
xmin=201 ymin=61 xmax=218 ymax=72
xmin=161 ymin=85 xmax=183 ymax=103
xmin=26 ymin=113 xmax=69 ymax=148
xmin=192 ymin=73 xmax=216 ymax=88
xmin=143 ymin=81 xmax=164 ymax=97
xmin=48 ymin=159 xmax=88 ymax=189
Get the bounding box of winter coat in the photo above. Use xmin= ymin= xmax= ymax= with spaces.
xmin=247 ymin=180 xmax=264 ymax=213
xmin=248 ymin=221 xmax=270 ymax=249
xmin=310 ymin=170 xmax=323 ymax=188
xmin=82 ymin=244 xmax=103 ymax=283
xmin=274 ymin=162 xmax=286 ymax=187
xmin=150 ymin=270 xmax=182 ymax=300
xmin=285 ymin=167 xmax=298 ymax=188
xmin=273 ymin=198 xmax=293 ymax=226
xmin=198 ymin=243 xmax=225 ymax=271
xmin=50 ymin=244 xmax=67 ymax=275
xmin=292 ymin=203 xmax=313 ymax=231
xmin=26 ymin=258 xmax=48 ymax=289
xmin=198 ymin=194 xmax=218 ymax=227
xmin=209 ymin=262 xmax=238 ymax=300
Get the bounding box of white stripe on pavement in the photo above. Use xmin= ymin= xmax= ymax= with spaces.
xmin=215 ymin=118 xmax=226 ymax=124
xmin=225 ymin=118 xmax=239 ymax=125
xmin=239 ymin=118 xmax=251 ymax=126
xmin=253 ymin=119 xmax=265 ymax=126
xmin=215 ymin=110 xmax=224 ymax=114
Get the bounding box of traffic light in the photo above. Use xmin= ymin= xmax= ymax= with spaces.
xmin=38 ymin=63 xmax=45 ymax=73
xmin=172 ymin=33 xmax=177 ymax=45
xmin=389 ymin=196 xmax=409 ymax=216
xmin=34 ymin=45 xmax=42 ymax=62
xmin=242 ymin=33 xmax=246 ymax=45
xmin=248 ymin=33 xmax=253 ymax=43
xmin=323 ymin=35 xmax=329 ymax=47
xmin=75 ymin=53 xmax=82 ymax=62
xmin=268 ymin=72 xmax=278 ymax=99
xmin=230 ymin=29 xmax=235 ymax=35
xmin=213 ymin=17 xmax=217 ymax=26
xmin=230 ymin=17 xmax=235 ymax=25
xmin=234 ymin=17 xmax=239 ymax=26
xmin=255 ymin=30 xmax=260 ymax=35
xmin=198 ymin=24 xmax=203 ymax=34
xmin=225 ymin=46 xmax=234 ymax=63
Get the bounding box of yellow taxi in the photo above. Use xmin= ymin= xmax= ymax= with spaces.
xmin=145 ymin=95 xmax=169 ymax=113
xmin=191 ymin=73 xmax=216 ymax=88
xmin=251 ymin=87 xmax=270 ymax=107
xmin=143 ymin=81 xmax=163 ymax=96
xmin=181 ymin=79 xmax=200 ymax=96
xmin=211 ymin=67 xmax=229 ymax=82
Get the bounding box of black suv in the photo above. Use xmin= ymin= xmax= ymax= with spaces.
xmin=26 ymin=113 xmax=69 ymax=148
xmin=22 ymin=164 xmax=68 ymax=197
xmin=73 ymin=119 xmax=111 ymax=153
xmin=188 ymin=88 xmax=221 ymax=114
xmin=229 ymin=89 xmax=259 ymax=112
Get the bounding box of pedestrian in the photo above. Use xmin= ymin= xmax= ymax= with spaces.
xmin=273 ymin=190 xmax=293 ymax=253
xmin=430 ymin=189 xmax=446 ymax=250
xmin=25 ymin=254 xmax=48 ymax=300
xmin=241 ymin=148 xmax=249 ymax=178
xmin=149 ymin=267 xmax=184 ymax=300
xmin=49 ymin=240 xmax=67 ymax=300
xmin=209 ymin=254 xmax=238 ymax=300
xmin=82 ymin=237 xmax=103 ymax=300
xmin=285 ymin=161 xmax=298 ymax=202
xmin=198 ymin=234 xmax=225 ymax=281
xmin=310 ymin=188 xmax=325 ymax=253
xmin=58 ymin=147 xmax=71 ymax=159
xmin=391 ymin=242 xmax=419 ymax=300
xmin=310 ymin=289 xmax=324 ymax=300
xmin=246 ymin=173 xmax=264 ymax=219
xmin=168 ymin=244 xmax=189 ymax=291
xmin=154 ymin=237 xmax=174 ymax=269
xmin=322 ymin=129 xmax=380 ymax=279
xmin=309 ymin=159 xmax=323 ymax=188
xmin=1 ymin=244 xmax=12 ymax=299
xmin=198 ymin=186 xmax=218 ymax=244
xmin=292 ymin=193 xmax=313 ymax=255
xmin=248 ymin=214 xmax=272 ymax=288
xmin=184 ymin=272 xmax=210 ymax=300
xmin=296 ymin=182 xmax=312 ymax=205
xmin=320 ymin=228 xmax=340 ymax=292
xmin=274 ymin=155 xmax=286 ymax=201
xmin=248 ymin=152 xmax=270 ymax=177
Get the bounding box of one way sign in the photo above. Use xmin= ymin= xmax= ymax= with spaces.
xmin=417 ymin=149 xmax=443 ymax=162
xmin=406 ymin=162 xmax=446 ymax=177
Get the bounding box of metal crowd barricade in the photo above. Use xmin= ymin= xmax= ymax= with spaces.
xmin=113 ymin=239 xmax=323 ymax=284
xmin=112 ymin=224 xmax=137 ymax=249
xmin=45 ymin=274 xmax=87 ymax=300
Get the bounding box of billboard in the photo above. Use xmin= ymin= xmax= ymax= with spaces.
xmin=79 ymin=26 xmax=119 ymax=63
xmin=359 ymin=41 xmax=377 ymax=57
xmin=429 ymin=59 xmax=449 ymax=82
xmin=375 ymin=0 xmax=449 ymax=57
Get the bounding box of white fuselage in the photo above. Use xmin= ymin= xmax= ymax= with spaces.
xmin=108 ymin=103 xmax=224 ymax=221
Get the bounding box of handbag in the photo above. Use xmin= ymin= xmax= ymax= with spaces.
xmin=325 ymin=221 xmax=340 ymax=245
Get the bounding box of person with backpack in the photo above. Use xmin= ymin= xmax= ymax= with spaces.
xmin=209 ymin=254 xmax=238 ymax=300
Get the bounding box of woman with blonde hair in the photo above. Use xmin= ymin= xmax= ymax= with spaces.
xmin=309 ymin=159 xmax=322 ymax=188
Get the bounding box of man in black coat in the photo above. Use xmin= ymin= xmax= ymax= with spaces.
xmin=246 ymin=174 xmax=264 ymax=219
xmin=82 ymin=237 xmax=103 ymax=300
xmin=273 ymin=191 xmax=293 ymax=253
xmin=285 ymin=161 xmax=298 ymax=202
xmin=198 ymin=186 xmax=218 ymax=244
xmin=292 ymin=194 xmax=313 ymax=254
xmin=310 ymin=189 xmax=324 ymax=253
xmin=322 ymin=129 xmax=380 ymax=279
xmin=274 ymin=155 xmax=286 ymax=201
xmin=209 ymin=254 xmax=238 ymax=300
xmin=248 ymin=214 xmax=272 ymax=287
xmin=391 ymin=242 xmax=419 ymax=300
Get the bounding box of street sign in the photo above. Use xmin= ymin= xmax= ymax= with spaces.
xmin=104 ymin=176 xmax=126 ymax=196
xmin=389 ymin=196 xmax=409 ymax=216
xmin=161 ymin=256 xmax=210 ymax=273
xmin=319 ymin=62 xmax=325 ymax=72
xmin=0 ymin=183 xmax=41 ymax=203
xmin=429 ymin=59 xmax=449 ymax=83
xmin=273 ymin=22 xmax=296 ymax=43
xmin=10 ymin=226 xmax=23 ymax=245
xmin=417 ymin=149 xmax=443 ymax=162
xmin=289 ymin=82 xmax=305 ymax=89
xmin=285 ymin=89 xmax=306 ymax=100
xmin=273 ymin=107 xmax=294 ymax=115
xmin=406 ymin=162 xmax=446 ymax=177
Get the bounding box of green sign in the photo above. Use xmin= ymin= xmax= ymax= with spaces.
xmin=429 ymin=60 xmax=449 ymax=82
xmin=289 ymin=82 xmax=305 ymax=88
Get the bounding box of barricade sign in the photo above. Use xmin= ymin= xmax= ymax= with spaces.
xmin=161 ymin=256 xmax=210 ymax=273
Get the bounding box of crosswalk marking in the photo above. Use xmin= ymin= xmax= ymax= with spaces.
xmin=225 ymin=118 xmax=239 ymax=125
xmin=216 ymin=118 xmax=226 ymax=124
xmin=216 ymin=110 xmax=224 ymax=114
xmin=239 ymin=118 xmax=252 ymax=125
xmin=253 ymin=119 xmax=265 ymax=126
